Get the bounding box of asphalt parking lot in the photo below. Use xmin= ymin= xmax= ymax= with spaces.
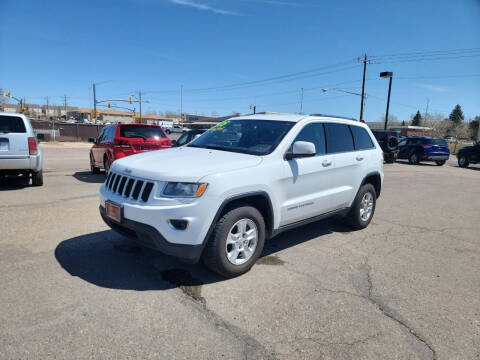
xmin=1 ymin=143 xmax=479 ymax=360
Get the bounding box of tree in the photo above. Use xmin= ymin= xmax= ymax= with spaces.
xmin=469 ymin=116 xmax=479 ymax=140
xmin=448 ymin=104 xmax=464 ymax=125
xmin=411 ymin=111 xmax=422 ymax=126
xmin=401 ymin=120 xmax=406 ymax=126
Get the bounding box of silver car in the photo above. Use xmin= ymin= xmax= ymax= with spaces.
xmin=0 ymin=112 xmax=43 ymax=186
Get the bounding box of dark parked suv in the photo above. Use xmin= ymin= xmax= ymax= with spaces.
xmin=457 ymin=141 xmax=480 ymax=168
xmin=397 ymin=136 xmax=450 ymax=165
xmin=371 ymin=130 xmax=399 ymax=163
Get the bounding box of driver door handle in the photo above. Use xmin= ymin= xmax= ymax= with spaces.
xmin=322 ymin=160 xmax=332 ymax=167
xmin=356 ymin=156 xmax=364 ymax=161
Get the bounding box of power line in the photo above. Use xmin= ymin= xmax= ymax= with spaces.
xmin=370 ymin=47 xmax=480 ymax=59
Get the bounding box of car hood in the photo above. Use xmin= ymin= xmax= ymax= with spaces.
xmin=111 ymin=146 xmax=263 ymax=182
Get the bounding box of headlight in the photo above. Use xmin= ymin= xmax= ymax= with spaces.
xmin=162 ymin=182 xmax=208 ymax=197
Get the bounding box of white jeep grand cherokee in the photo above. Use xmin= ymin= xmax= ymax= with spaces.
xmin=100 ymin=113 xmax=383 ymax=277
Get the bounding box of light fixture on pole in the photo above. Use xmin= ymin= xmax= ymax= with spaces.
xmin=379 ymin=71 xmax=393 ymax=130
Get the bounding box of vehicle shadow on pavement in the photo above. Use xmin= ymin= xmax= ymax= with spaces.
xmin=0 ymin=176 xmax=30 ymax=190
xmin=55 ymin=218 xmax=351 ymax=293
xmin=72 ymin=171 xmax=106 ymax=184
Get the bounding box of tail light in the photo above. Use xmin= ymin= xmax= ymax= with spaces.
xmin=114 ymin=140 xmax=131 ymax=148
xmin=28 ymin=137 xmax=38 ymax=155
xmin=161 ymin=139 xmax=172 ymax=148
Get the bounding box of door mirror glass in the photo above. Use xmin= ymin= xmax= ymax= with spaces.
xmin=286 ymin=141 xmax=316 ymax=160
xmin=88 ymin=137 xmax=96 ymax=143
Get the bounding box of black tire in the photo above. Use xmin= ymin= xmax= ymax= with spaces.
xmin=384 ymin=153 xmax=395 ymax=164
xmin=344 ymin=183 xmax=376 ymax=230
xmin=458 ymin=156 xmax=469 ymax=168
xmin=202 ymin=205 xmax=265 ymax=277
xmin=435 ymin=160 xmax=446 ymax=166
xmin=386 ymin=135 xmax=398 ymax=151
xmin=409 ymin=152 xmax=420 ymax=165
xmin=90 ymin=154 xmax=101 ymax=174
xmin=32 ymin=170 xmax=43 ymax=186
xmin=104 ymin=157 xmax=111 ymax=177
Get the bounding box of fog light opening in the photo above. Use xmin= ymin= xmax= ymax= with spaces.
xmin=169 ymin=219 xmax=189 ymax=230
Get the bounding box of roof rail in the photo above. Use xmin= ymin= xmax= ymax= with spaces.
xmin=309 ymin=114 xmax=358 ymax=121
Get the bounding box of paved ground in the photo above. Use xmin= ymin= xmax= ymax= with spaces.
xmin=1 ymin=144 xmax=479 ymax=360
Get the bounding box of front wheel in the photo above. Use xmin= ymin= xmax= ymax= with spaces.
xmin=435 ymin=160 xmax=446 ymax=166
xmin=409 ymin=152 xmax=420 ymax=165
xmin=458 ymin=156 xmax=469 ymax=168
xmin=104 ymin=157 xmax=111 ymax=177
xmin=90 ymin=154 xmax=100 ymax=174
xmin=344 ymin=184 xmax=376 ymax=230
xmin=202 ymin=205 xmax=265 ymax=277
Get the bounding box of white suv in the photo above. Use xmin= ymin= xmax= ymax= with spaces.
xmin=100 ymin=114 xmax=383 ymax=277
xmin=0 ymin=112 xmax=43 ymax=186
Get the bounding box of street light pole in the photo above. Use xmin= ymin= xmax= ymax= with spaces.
xmin=93 ymin=83 xmax=97 ymax=122
xmin=380 ymin=71 xmax=393 ymax=130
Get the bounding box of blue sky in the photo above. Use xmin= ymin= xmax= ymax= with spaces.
xmin=1 ymin=0 xmax=479 ymax=122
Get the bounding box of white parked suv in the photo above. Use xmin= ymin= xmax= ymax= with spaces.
xmin=0 ymin=112 xmax=43 ymax=186
xmin=100 ymin=114 xmax=383 ymax=276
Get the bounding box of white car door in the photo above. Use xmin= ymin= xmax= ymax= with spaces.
xmin=323 ymin=123 xmax=362 ymax=209
xmin=280 ymin=122 xmax=336 ymax=226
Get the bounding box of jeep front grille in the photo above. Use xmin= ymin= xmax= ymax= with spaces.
xmin=105 ymin=171 xmax=154 ymax=201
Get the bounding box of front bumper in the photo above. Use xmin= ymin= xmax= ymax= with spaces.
xmin=100 ymin=205 xmax=204 ymax=263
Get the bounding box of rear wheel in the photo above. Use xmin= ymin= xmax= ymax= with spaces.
xmin=32 ymin=170 xmax=43 ymax=186
xmin=409 ymin=152 xmax=420 ymax=165
xmin=202 ymin=205 xmax=265 ymax=277
xmin=344 ymin=183 xmax=376 ymax=230
xmin=435 ymin=160 xmax=446 ymax=166
xmin=458 ymin=156 xmax=469 ymax=168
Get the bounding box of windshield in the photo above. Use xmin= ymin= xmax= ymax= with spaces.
xmin=119 ymin=125 xmax=166 ymax=140
xmin=189 ymin=119 xmax=295 ymax=155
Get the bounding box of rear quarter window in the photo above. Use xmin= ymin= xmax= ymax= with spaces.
xmin=325 ymin=123 xmax=354 ymax=153
xmin=0 ymin=115 xmax=27 ymax=133
xmin=350 ymin=125 xmax=375 ymax=150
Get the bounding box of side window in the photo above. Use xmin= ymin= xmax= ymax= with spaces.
xmin=324 ymin=123 xmax=354 ymax=153
xmin=97 ymin=128 xmax=105 ymax=143
xmin=291 ymin=123 xmax=326 ymax=155
xmin=399 ymin=139 xmax=407 ymax=146
xmin=107 ymin=126 xmax=116 ymax=142
xmin=350 ymin=125 xmax=374 ymax=150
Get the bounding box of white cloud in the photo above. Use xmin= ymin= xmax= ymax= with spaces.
xmin=416 ymin=83 xmax=449 ymax=93
xmin=169 ymin=0 xmax=241 ymax=15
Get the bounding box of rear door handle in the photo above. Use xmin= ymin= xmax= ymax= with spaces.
xmin=356 ymin=156 xmax=364 ymax=161
xmin=322 ymin=160 xmax=332 ymax=167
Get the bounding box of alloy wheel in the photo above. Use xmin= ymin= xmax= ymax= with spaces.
xmin=225 ymin=218 xmax=258 ymax=265
xmin=359 ymin=192 xmax=374 ymax=222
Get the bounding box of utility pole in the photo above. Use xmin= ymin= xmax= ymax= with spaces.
xmin=424 ymin=98 xmax=429 ymax=123
xmin=138 ymin=91 xmax=142 ymax=123
xmin=64 ymin=95 xmax=68 ymax=121
xmin=180 ymin=84 xmax=183 ymax=124
xmin=46 ymin=96 xmax=54 ymax=141
xmin=299 ymin=88 xmax=304 ymax=114
xmin=93 ymin=83 xmax=97 ymax=122
xmin=359 ymin=54 xmax=368 ymax=122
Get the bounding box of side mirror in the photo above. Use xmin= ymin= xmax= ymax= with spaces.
xmin=88 ymin=137 xmax=96 ymax=143
xmin=285 ymin=141 xmax=316 ymax=160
